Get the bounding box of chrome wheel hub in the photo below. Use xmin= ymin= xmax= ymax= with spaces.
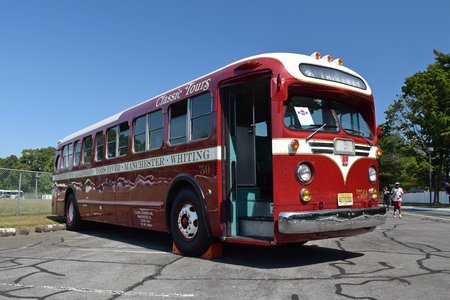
xmin=68 ymin=202 xmax=74 ymax=223
xmin=177 ymin=203 xmax=198 ymax=239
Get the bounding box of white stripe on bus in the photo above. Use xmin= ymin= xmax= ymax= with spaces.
xmin=53 ymin=146 xmax=221 ymax=181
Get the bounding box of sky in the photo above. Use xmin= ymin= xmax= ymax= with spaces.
xmin=0 ymin=0 xmax=449 ymax=158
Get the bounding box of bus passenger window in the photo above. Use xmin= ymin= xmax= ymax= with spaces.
xmin=62 ymin=145 xmax=68 ymax=169
xmin=118 ymin=123 xmax=129 ymax=156
xmin=83 ymin=136 xmax=93 ymax=164
xmin=95 ymin=132 xmax=104 ymax=161
xmin=107 ymin=127 xmax=117 ymax=158
xmin=191 ymin=93 xmax=212 ymax=140
xmin=74 ymin=141 xmax=81 ymax=167
xmin=133 ymin=115 xmax=147 ymax=153
xmin=149 ymin=110 xmax=163 ymax=149
xmin=67 ymin=144 xmax=73 ymax=170
xmin=169 ymin=101 xmax=187 ymax=145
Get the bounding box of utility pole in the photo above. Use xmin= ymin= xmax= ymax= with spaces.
xmin=35 ymin=173 xmax=40 ymax=199
xmin=16 ymin=173 xmax=22 ymax=217
xmin=426 ymin=147 xmax=434 ymax=204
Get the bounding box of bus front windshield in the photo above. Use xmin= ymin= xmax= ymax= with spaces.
xmin=284 ymin=95 xmax=372 ymax=138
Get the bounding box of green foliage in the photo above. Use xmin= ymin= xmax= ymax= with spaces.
xmin=0 ymin=147 xmax=55 ymax=194
xmin=384 ymin=50 xmax=450 ymax=202
xmin=17 ymin=147 xmax=55 ymax=173
xmin=378 ymin=132 xmax=428 ymax=191
xmin=0 ymin=155 xmax=19 ymax=169
xmin=0 ymin=147 xmax=55 ymax=173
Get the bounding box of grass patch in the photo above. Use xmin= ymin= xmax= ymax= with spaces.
xmin=0 ymin=199 xmax=63 ymax=229
xmin=0 ymin=215 xmax=60 ymax=228
xmin=403 ymin=202 xmax=450 ymax=208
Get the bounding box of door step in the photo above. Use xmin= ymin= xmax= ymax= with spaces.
xmin=239 ymin=216 xmax=273 ymax=238
xmin=222 ymin=236 xmax=274 ymax=246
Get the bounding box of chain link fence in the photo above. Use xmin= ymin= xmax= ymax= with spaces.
xmin=0 ymin=168 xmax=52 ymax=217
xmin=0 ymin=168 xmax=52 ymax=199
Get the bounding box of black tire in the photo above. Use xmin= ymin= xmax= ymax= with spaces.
xmin=66 ymin=193 xmax=83 ymax=231
xmin=170 ymin=188 xmax=210 ymax=257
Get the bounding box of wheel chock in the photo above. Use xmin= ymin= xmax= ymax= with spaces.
xmin=172 ymin=242 xmax=222 ymax=259
xmin=201 ymin=243 xmax=222 ymax=259
xmin=172 ymin=242 xmax=182 ymax=255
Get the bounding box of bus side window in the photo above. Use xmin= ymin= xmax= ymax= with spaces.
xmin=169 ymin=101 xmax=187 ymax=145
xmin=149 ymin=110 xmax=163 ymax=149
xmin=191 ymin=93 xmax=212 ymax=140
xmin=74 ymin=140 xmax=81 ymax=167
xmin=118 ymin=122 xmax=129 ymax=156
xmin=62 ymin=144 xmax=73 ymax=170
xmin=107 ymin=127 xmax=117 ymax=158
xmin=62 ymin=145 xmax=68 ymax=169
xmin=107 ymin=122 xmax=129 ymax=158
xmin=83 ymin=135 xmax=93 ymax=164
xmin=95 ymin=132 xmax=104 ymax=161
xmin=67 ymin=144 xmax=73 ymax=170
xmin=133 ymin=115 xmax=147 ymax=153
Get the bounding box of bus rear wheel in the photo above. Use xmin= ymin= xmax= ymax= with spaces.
xmin=170 ymin=188 xmax=210 ymax=257
xmin=66 ymin=193 xmax=82 ymax=231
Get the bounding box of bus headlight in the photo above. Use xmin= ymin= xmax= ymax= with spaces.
xmin=368 ymin=166 xmax=377 ymax=183
xmin=296 ymin=163 xmax=313 ymax=184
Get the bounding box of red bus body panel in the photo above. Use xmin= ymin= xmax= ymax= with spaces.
xmin=52 ymin=53 xmax=385 ymax=248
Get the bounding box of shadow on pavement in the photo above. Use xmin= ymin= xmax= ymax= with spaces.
xmin=61 ymin=221 xmax=364 ymax=268
xmin=218 ymin=243 xmax=363 ymax=268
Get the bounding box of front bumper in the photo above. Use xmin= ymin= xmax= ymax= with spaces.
xmin=278 ymin=207 xmax=387 ymax=234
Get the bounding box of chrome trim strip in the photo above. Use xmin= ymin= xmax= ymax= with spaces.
xmin=78 ymin=200 xmax=164 ymax=207
xmin=278 ymin=207 xmax=386 ymax=234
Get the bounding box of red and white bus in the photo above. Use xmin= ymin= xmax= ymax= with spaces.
xmin=52 ymin=52 xmax=387 ymax=256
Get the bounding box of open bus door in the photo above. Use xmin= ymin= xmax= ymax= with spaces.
xmin=220 ymin=77 xmax=274 ymax=241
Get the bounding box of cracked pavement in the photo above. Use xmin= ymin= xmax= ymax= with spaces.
xmin=0 ymin=210 xmax=449 ymax=299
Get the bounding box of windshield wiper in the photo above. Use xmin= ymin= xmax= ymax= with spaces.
xmin=343 ymin=128 xmax=374 ymax=146
xmin=306 ymin=124 xmax=327 ymax=142
xmin=308 ymin=124 xmax=338 ymax=129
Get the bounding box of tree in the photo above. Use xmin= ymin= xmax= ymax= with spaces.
xmin=378 ymin=131 xmax=428 ymax=191
xmin=385 ymin=50 xmax=450 ymax=203
xmin=16 ymin=147 xmax=55 ymax=173
xmin=0 ymin=147 xmax=55 ymax=195
xmin=0 ymin=155 xmax=19 ymax=169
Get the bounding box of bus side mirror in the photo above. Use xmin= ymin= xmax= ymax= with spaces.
xmin=271 ymin=74 xmax=288 ymax=101
xmin=376 ymin=125 xmax=382 ymax=138
xmin=375 ymin=125 xmax=382 ymax=143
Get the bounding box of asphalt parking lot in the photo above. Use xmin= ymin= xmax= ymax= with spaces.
xmin=1 ymin=210 xmax=449 ymax=300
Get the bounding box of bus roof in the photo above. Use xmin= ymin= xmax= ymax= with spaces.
xmin=58 ymin=53 xmax=371 ymax=145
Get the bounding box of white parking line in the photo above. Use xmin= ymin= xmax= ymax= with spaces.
xmin=404 ymin=211 xmax=450 ymax=221
xmin=0 ymin=282 xmax=194 ymax=297
xmin=73 ymin=248 xmax=170 ymax=254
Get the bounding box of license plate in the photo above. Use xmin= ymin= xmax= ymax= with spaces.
xmin=334 ymin=139 xmax=355 ymax=155
xmin=338 ymin=193 xmax=353 ymax=206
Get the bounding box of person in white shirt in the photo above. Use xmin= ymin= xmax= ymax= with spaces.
xmin=390 ymin=182 xmax=404 ymax=218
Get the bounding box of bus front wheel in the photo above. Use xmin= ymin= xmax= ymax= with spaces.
xmin=66 ymin=193 xmax=82 ymax=231
xmin=170 ymin=188 xmax=210 ymax=257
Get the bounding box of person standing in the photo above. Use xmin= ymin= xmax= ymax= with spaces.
xmin=383 ymin=186 xmax=390 ymax=211
xmin=391 ymin=182 xmax=404 ymax=218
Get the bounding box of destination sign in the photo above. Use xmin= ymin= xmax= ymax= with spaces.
xmin=299 ymin=64 xmax=366 ymax=90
